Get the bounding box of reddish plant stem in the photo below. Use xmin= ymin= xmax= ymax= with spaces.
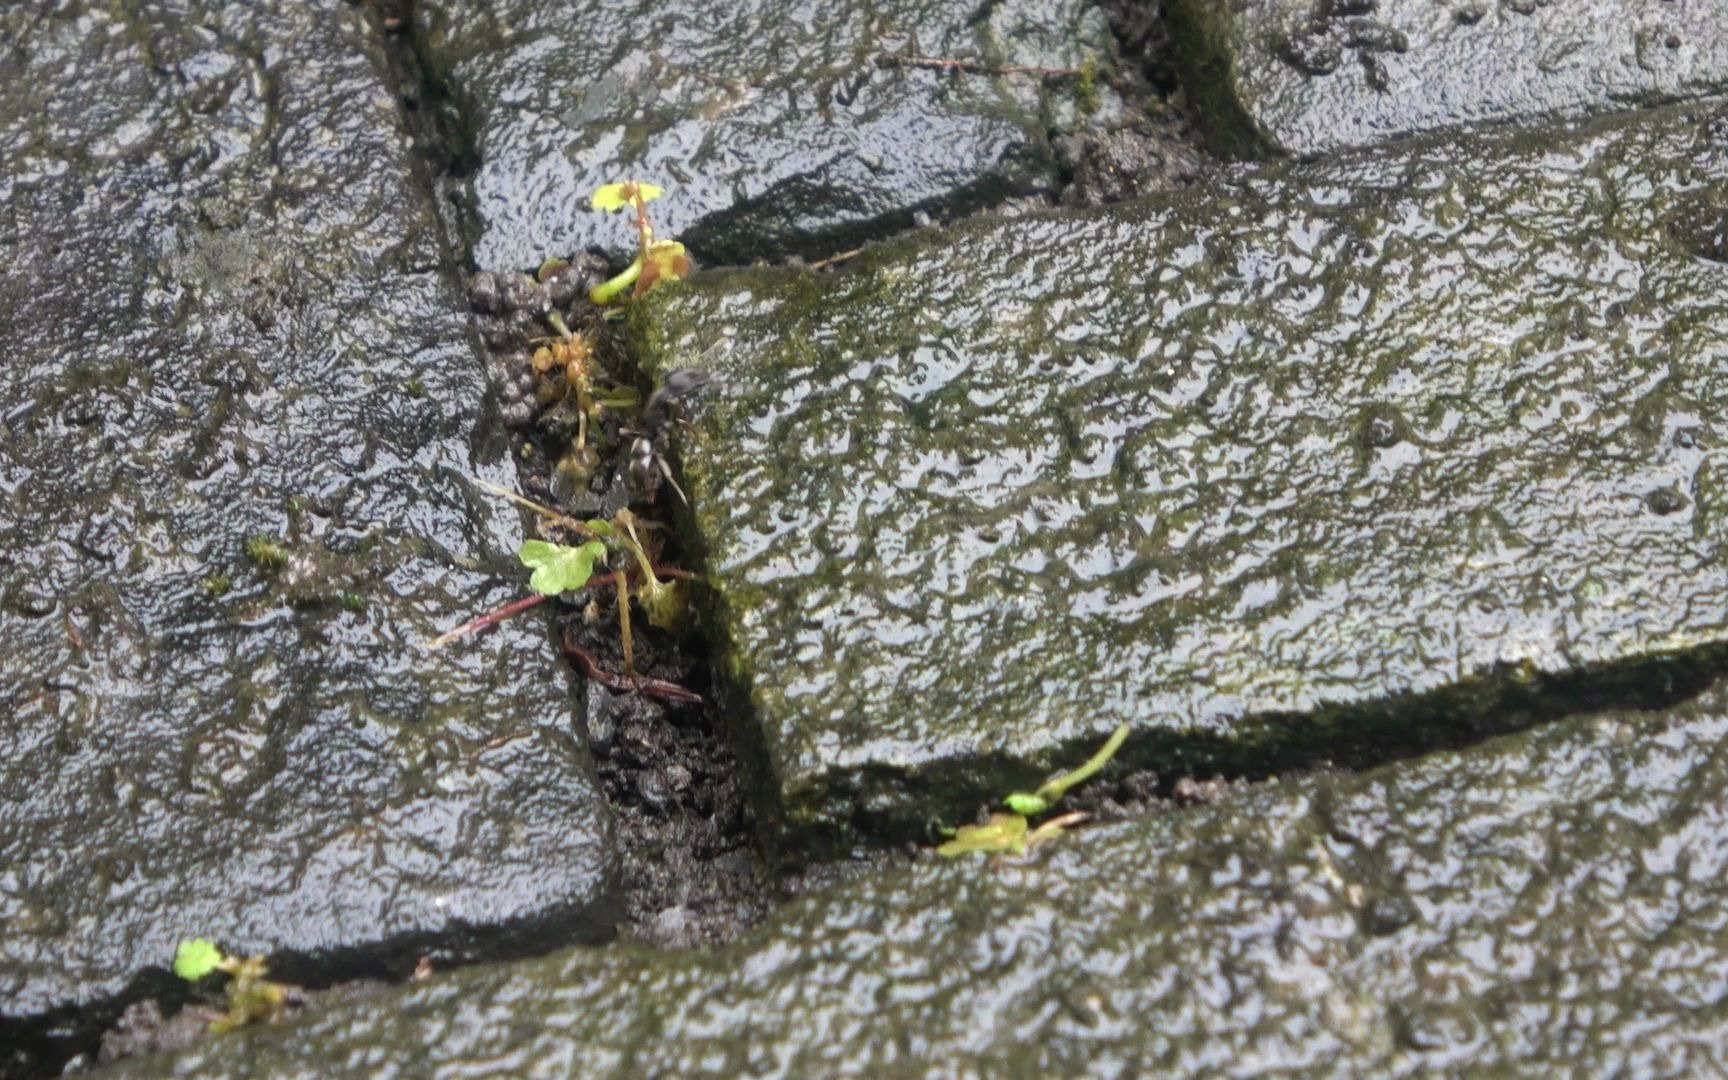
xmin=426 ymin=593 xmax=549 ymax=649
xmin=561 ymin=629 xmax=704 ymax=705
xmin=426 ymin=565 xmax=697 ymax=649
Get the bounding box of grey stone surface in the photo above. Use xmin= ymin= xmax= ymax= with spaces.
xmin=414 ymin=0 xmax=1118 ymax=270
xmin=630 ymin=101 xmax=1728 ymax=837
xmin=0 ymin=0 xmax=616 ymax=1027
xmin=1165 ymin=0 xmax=1728 ymax=157
xmin=118 ymin=681 xmax=1728 ymax=1076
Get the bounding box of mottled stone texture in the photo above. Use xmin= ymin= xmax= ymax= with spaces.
xmin=631 ymin=102 xmax=1728 ymax=837
xmin=0 ymin=0 xmax=616 ymax=1029
xmin=1166 ymin=0 xmax=1728 ymax=157
xmin=121 ymin=684 xmax=1728 ymax=1076
xmin=414 ymin=0 xmax=1118 ymax=269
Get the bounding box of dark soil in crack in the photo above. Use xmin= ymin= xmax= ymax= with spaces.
xmin=1053 ymin=1 xmax=1213 ymax=209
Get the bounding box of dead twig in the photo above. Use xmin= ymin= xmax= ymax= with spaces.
xmin=877 ymin=54 xmax=1080 ymax=79
xmin=467 ymin=729 xmax=533 ymax=763
xmin=470 ymin=477 xmax=608 ymax=541
xmin=808 ymin=247 xmax=865 ymax=272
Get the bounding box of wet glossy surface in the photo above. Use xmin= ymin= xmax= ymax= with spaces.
xmin=0 ymin=0 xmax=616 ymax=1027
xmin=1167 ymin=0 xmax=1728 ymax=157
xmin=415 ymin=0 xmax=1117 ymax=269
xmin=632 ymin=103 xmax=1728 ymax=836
xmin=122 ymin=684 xmax=1728 ymax=1076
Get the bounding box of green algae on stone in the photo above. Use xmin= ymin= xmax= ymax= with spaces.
xmin=119 ymin=682 xmax=1728 ymax=1076
xmin=0 ymin=0 xmax=618 ymax=1042
xmin=629 ymin=102 xmax=1728 ymax=840
xmin=1165 ymin=0 xmax=1728 ymax=158
xmin=413 ymin=0 xmax=1121 ymax=270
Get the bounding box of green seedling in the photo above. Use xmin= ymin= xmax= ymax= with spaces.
xmin=171 ymin=938 xmax=298 ymax=1034
xmin=1003 ymin=723 xmax=1130 ymax=816
xmin=589 ymin=180 xmax=691 ymax=305
xmin=427 ymin=483 xmax=696 ymax=681
xmin=936 ymin=724 xmax=1130 ymax=858
xmin=612 ymin=509 xmax=688 ymax=635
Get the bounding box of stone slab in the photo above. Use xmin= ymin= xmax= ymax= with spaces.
xmin=120 ymin=680 xmax=1728 ymax=1075
xmin=1166 ymin=0 xmax=1728 ymax=157
xmin=0 ymin=0 xmax=617 ymax=1028
xmin=414 ymin=0 xmax=1118 ymax=269
xmin=630 ymin=101 xmax=1728 ymax=835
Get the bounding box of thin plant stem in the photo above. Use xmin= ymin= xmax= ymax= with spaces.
xmin=426 ymin=593 xmax=549 ymax=650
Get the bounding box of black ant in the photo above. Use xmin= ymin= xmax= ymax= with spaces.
xmin=626 ymin=369 xmax=711 ymax=505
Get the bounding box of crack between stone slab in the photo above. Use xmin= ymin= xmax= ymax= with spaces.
xmin=356 ymin=0 xmax=835 ymax=955
xmin=362 ymin=0 xmax=481 ymax=269
xmin=2 ymin=899 xmax=631 ymax=1078
xmin=779 ymin=643 xmax=1728 ymax=860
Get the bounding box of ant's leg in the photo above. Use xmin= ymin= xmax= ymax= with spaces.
xmin=659 ymin=457 xmax=690 ymax=506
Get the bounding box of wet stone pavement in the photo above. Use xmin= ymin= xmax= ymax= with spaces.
xmin=6 ymin=0 xmax=1728 ymax=1075
xmin=0 ymin=1 xmax=615 ymax=1070
xmin=1167 ymin=0 xmax=1728 ymax=158
xmin=411 ymin=0 xmax=1124 ymax=268
xmin=634 ymin=100 xmax=1728 ymax=842
xmin=116 ymin=679 xmax=1728 ymax=1076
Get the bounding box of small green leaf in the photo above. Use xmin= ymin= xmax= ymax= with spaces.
xmin=936 ymin=812 xmax=1028 ymax=857
xmin=1003 ymin=793 xmax=1048 ymax=816
xmin=536 ymin=257 xmax=569 ymax=282
xmin=590 ymin=183 xmax=631 ymax=211
xmin=583 ymin=518 xmax=615 ymax=537
xmin=518 ymin=539 xmax=608 ymax=595
xmin=173 ymin=938 xmax=225 ymax=981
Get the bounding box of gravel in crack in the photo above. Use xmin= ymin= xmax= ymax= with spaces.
xmin=80 ymin=980 xmax=391 ymax=1074
xmin=1104 ymin=0 xmax=1179 ymax=91
xmin=1058 ymin=110 xmax=1209 ymax=206
xmin=1059 ymin=0 xmax=1212 ymax=206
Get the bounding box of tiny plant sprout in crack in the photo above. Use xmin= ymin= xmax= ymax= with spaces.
xmin=589 ymin=180 xmax=692 ymax=305
xmin=171 ymin=938 xmax=301 ymax=1034
xmin=936 ymin=724 xmax=1130 ymax=858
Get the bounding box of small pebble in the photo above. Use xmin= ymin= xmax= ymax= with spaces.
xmin=466 ymin=271 xmax=503 ymax=314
